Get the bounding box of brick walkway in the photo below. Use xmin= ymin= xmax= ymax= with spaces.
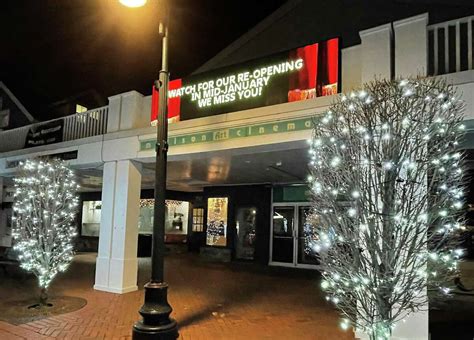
xmin=0 ymin=252 xmax=354 ymax=340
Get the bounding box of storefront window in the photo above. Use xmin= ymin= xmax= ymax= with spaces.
xmin=81 ymin=201 xmax=101 ymax=237
xmin=165 ymin=200 xmax=189 ymax=234
xmin=80 ymin=199 xmax=189 ymax=237
xmin=206 ymin=197 xmax=228 ymax=246
xmin=235 ymin=207 xmax=257 ymax=260
xmin=139 ymin=199 xmax=154 ymax=234
xmin=138 ymin=199 xmax=189 ymax=235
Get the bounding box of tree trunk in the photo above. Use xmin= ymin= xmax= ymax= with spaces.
xmin=39 ymin=287 xmax=48 ymax=305
xmin=370 ymin=320 xmax=391 ymax=340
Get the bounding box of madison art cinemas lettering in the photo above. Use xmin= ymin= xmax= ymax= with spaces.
xmin=140 ymin=117 xmax=313 ymax=151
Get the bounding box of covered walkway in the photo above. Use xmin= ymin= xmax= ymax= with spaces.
xmin=0 ymin=252 xmax=353 ymax=339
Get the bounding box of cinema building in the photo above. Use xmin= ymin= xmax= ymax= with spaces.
xmin=0 ymin=3 xmax=473 ymax=311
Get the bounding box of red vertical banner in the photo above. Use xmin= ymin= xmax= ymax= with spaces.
xmin=151 ymin=78 xmax=182 ymax=126
xmin=326 ymin=38 xmax=339 ymax=85
xmin=288 ymin=43 xmax=319 ymax=102
xmin=303 ymin=43 xmax=318 ymax=89
xmin=319 ymin=38 xmax=339 ymax=96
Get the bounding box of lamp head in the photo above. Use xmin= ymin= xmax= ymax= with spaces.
xmin=119 ymin=0 xmax=147 ymax=8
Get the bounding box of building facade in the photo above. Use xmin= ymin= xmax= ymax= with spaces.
xmin=1 ymin=6 xmax=474 ymax=339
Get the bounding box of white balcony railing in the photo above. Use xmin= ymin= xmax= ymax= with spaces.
xmin=0 ymin=106 xmax=108 ymax=153
xmin=428 ymin=15 xmax=474 ymax=76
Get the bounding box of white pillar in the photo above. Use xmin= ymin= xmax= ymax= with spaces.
xmin=107 ymin=91 xmax=148 ymax=133
xmin=359 ymin=23 xmax=392 ymax=83
xmin=391 ymin=301 xmax=429 ymax=340
xmin=341 ymin=45 xmax=362 ymax=92
xmin=391 ymin=16 xmax=430 ymax=338
xmin=0 ymin=177 xmax=5 ymax=247
xmin=394 ymin=13 xmax=429 ymax=78
xmin=94 ymin=160 xmax=142 ymax=294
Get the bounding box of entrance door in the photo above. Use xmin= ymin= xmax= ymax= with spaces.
xmin=296 ymin=206 xmax=319 ymax=267
xmin=235 ymin=206 xmax=257 ymax=260
xmin=270 ymin=203 xmax=319 ymax=268
xmin=271 ymin=206 xmax=295 ymax=264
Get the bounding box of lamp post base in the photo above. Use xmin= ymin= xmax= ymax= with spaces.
xmin=132 ymin=282 xmax=178 ymax=340
xmin=133 ymin=321 xmax=178 ymax=340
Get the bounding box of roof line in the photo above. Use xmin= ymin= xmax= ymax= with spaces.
xmin=0 ymin=81 xmax=35 ymax=123
xmin=192 ymin=0 xmax=304 ymax=74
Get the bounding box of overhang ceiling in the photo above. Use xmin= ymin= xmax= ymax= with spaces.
xmin=76 ymin=143 xmax=310 ymax=192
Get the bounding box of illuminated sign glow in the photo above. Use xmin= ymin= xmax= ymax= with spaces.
xmin=169 ymin=59 xmax=304 ymax=108
xmin=151 ymin=38 xmax=339 ymax=124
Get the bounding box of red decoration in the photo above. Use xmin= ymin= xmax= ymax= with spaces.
xmin=151 ymin=78 xmax=182 ymax=125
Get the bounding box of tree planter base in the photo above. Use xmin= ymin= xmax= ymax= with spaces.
xmin=0 ymin=296 xmax=87 ymax=325
xmin=27 ymin=302 xmax=53 ymax=309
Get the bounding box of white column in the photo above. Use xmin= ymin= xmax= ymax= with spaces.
xmin=391 ymin=16 xmax=430 ymax=339
xmin=359 ymin=24 xmax=392 ymax=83
xmin=356 ymin=138 xmax=429 ymax=340
xmin=394 ymin=13 xmax=429 ymax=78
xmin=107 ymin=91 xmax=147 ymax=133
xmin=391 ymin=302 xmax=429 ymax=340
xmin=341 ymin=45 xmax=362 ymax=92
xmin=94 ymin=160 xmax=142 ymax=294
xmin=0 ymin=177 xmax=5 ymax=246
xmin=106 ymin=94 xmax=122 ymax=133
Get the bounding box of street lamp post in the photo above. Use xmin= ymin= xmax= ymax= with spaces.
xmin=120 ymin=1 xmax=178 ymax=339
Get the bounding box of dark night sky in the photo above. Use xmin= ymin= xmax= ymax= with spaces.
xmin=1 ymin=0 xmax=474 ymax=121
xmin=0 ymin=0 xmax=286 ymax=120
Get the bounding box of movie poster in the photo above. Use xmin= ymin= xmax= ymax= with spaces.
xmin=206 ymin=197 xmax=228 ymax=247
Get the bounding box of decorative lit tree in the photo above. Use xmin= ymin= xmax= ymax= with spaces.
xmin=307 ymin=78 xmax=466 ymax=340
xmin=12 ymin=159 xmax=79 ymax=306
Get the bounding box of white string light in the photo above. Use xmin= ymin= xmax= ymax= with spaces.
xmin=306 ymin=78 xmax=465 ymax=339
xmin=12 ymin=159 xmax=79 ymax=300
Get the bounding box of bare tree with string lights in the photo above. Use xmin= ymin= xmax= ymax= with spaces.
xmin=12 ymin=159 xmax=79 ymax=306
xmin=306 ymin=78 xmax=466 ymax=339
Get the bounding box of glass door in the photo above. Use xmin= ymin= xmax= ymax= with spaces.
xmin=297 ymin=206 xmax=319 ymax=266
xmin=235 ymin=207 xmax=257 ymax=260
xmin=271 ymin=206 xmax=295 ymax=264
xmin=271 ymin=204 xmax=319 ymax=268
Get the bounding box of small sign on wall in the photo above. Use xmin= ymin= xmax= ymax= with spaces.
xmin=24 ymin=120 xmax=64 ymax=148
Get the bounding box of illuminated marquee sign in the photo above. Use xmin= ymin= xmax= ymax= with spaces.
xmin=151 ymin=37 xmax=339 ymax=124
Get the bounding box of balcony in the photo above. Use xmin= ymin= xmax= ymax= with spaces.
xmin=0 ymin=106 xmax=108 ymax=154
xmin=428 ymin=15 xmax=474 ymax=76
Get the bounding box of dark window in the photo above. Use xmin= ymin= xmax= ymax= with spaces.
xmin=438 ymin=28 xmax=446 ymax=75
xmin=428 ymin=29 xmax=435 ymax=76
xmin=448 ymin=25 xmax=456 ymax=73
xmin=460 ymin=22 xmax=468 ymax=71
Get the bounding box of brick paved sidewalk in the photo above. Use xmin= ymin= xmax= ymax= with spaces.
xmin=0 ymin=252 xmax=354 ymax=340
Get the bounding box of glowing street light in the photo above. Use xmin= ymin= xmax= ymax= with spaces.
xmin=120 ymin=1 xmax=178 ymax=339
xmin=119 ymin=0 xmax=147 ymax=8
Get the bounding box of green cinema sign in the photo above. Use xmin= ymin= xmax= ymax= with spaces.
xmin=140 ymin=117 xmax=313 ymax=151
